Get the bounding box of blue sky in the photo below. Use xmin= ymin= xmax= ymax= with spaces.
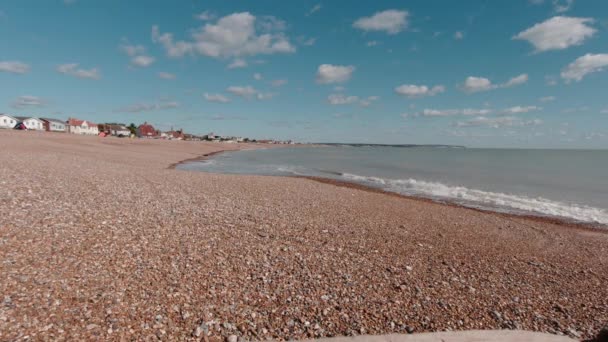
xmin=1 ymin=0 xmax=607 ymax=148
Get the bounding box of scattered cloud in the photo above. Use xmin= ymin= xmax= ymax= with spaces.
xmin=461 ymin=74 xmax=528 ymax=93
xmin=418 ymin=108 xmax=492 ymax=117
xmin=561 ymin=53 xmax=608 ymax=82
xmin=553 ymin=0 xmax=575 ymax=13
xmin=204 ymin=93 xmax=231 ymax=103
xmin=253 ymin=73 xmax=263 ymax=80
xmin=11 ymin=95 xmax=46 ymax=109
xmin=316 ymin=64 xmax=355 ymax=84
xmin=208 ymin=114 xmax=247 ymax=121
xmin=502 ymin=105 xmax=541 ymax=114
xmin=227 ymin=85 xmax=257 ymax=98
xmin=195 ymin=10 xmax=215 ymax=21
xmin=271 ymin=79 xmax=288 ymax=87
xmin=116 ymin=101 xmax=179 ymax=113
xmin=601 ymin=108 xmax=608 ymax=114
xmin=513 ymin=16 xmax=596 ymax=53
xmin=327 ymin=94 xmax=379 ymax=107
xmin=256 ymin=92 xmax=275 ymax=100
xmin=540 ymin=96 xmax=556 ymax=102
xmin=394 ymin=84 xmax=445 ymax=98
xmin=366 ymin=41 xmax=379 ymax=47
xmin=333 ymin=86 xmax=345 ymax=92
xmin=297 ymin=36 xmax=317 ymax=46
xmin=56 ymin=63 xmax=100 ymax=79
xmin=454 ymin=116 xmax=543 ymax=128
xmin=353 ymin=9 xmax=409 ymax=34
xmin=307 ymin=4 xmax=322 ymax=16
xmin=503 ymin=74 xmax=529 ymax=87
xmin=151 ymin=12 xmax=295 ymax=59
xmin=0 ymin=61 xmax=30 ymax=74
xmin=327 ymin=94 xmax=359 ymax=105
xmin=454 ymin=31 xmax=464 ymax=40
xmin=228 ymin=58 xmax=248 ymax=69
xmin=158 ymin=72 xmax=176 ymax=80
xmin=545 ymin=75 xmax=558 ymax=86
xmin=121 ymin=42 xmax=155 ymax=67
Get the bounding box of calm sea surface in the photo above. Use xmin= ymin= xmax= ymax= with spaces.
xmin=178 ymin=146 xmax=608 ymax=226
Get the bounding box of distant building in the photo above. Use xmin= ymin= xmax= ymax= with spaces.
xmin=0 ymin=114 xmax=18 ymax=129
xmin=136 ymin=122 xmax=157 ymax=138
xmin=107 ymin=124 xmax=130 ymax=137
xmin=67 ymin=118 xmax=99 ymax=135
xmin=15 ymin=116 xmax=45 ymax=131
xmin=40 ymin=118 xmax=67 ymax=132
xmin=166 ymin=130 xmax=184 ymax=140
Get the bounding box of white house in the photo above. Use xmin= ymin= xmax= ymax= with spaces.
xmin=108 ymin=124 xmax=130 ymax=137
xmin=15 ymin=116 xmax=45 ymax=131
xmin=67 ymin=118 xmax=99 ymax=135
xmin=40 ymin=118 xmax=67 ymax=132
xmin=0 ymin=114 xmax=17 ymax=129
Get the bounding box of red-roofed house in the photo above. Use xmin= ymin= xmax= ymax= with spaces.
xmin=67 ymin=118 xmax=99 ymax=135
xmin=136 ymin=122 xmax=158 ymax=138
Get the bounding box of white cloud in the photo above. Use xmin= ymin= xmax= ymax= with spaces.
xmin=56 ymin=63 xmax=100 ymax=79
xmin=600 ymin=108 xmax=608 ymax=114
xmin=203 ymin=93 xmax=231 ymax=103
xmin=151 ymin=12 xmax=295 ymax=59
xmin=366 ymin=41 xmax=379 ymax=47
xmin=513 ymin=16 xmax=596 ymax=53
xmin=353 ymin=10 xmax=409 ymax=34
xmin=0 ymin=61 xmax=30 ymax=74
xmin=454 ymin=31 xmax=464 ymax=40
xmin=327 ymin=94 xmax=359 ymax=105
xmin=228 ymin=58 xmax=248 ymax=69
xmin=394 ymin=84 xmax=445 ymax=98
xmin=359 ymin=96 xmax=379 ymax=107
xmin=504 ymin=74 xmax=529 ymax=87
xmin=301 ymin=37 xmax=316 ymax=46
xmin=271 ymin=79 xmax=288 ymax=87
xmin=327 ymin=94 xmax=379 ymax=107
xmin=455 ymin=116 xmax=543 ymax=128
xmin=333 ymin=86 xmax=345 ymax=92
xmin=462 ymin=76 xmax=494 ymax=93
xmin=461 ymin=74 xmax=528 ymax=93
xmin=256 ymin=92 xmax=275 ymax=100
xmin=316 ymin=64 xmax=355 ymax=84
xmin=553 ymin=0 xmax=575 ymax=13
xmin=121 ymin=43 xmax=155 ymax=67
xmin=561 ymin=53 xmax=608 ymax=82
xmin=116 ymin=101 xmax=179 ymax=113
xmin=196 ymin=10 xmax=215 ymax=21
xmin=307 ymin=4 xmax=322 ymax=16
xmin=131 ymin=55 xmax=155 ymax=67
xmin=11 ymin=95 xmax=46 ymax=109
xmin=502 ymin=105 xmax=541 ymax=114
xmin=253 ymin=73 xmax=263 ymax=80
xmin=420 ymin=108 xmax=492 ymax=117
xmin=226 ymin=85 xmax=258 ymax=99
xmin=540 ymin=96 xmax=556 ymax=102
xmin=158 ymin=72 xmax=176 ymax=80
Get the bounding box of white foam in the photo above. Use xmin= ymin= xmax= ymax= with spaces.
xmin=341 ymin=173 xmax=608 ymax=226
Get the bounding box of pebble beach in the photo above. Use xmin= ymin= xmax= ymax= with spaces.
xmin=0 ymin=131 xmax=606 ymax=341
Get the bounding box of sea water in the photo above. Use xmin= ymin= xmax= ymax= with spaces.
xmin=178 ymin=146 xmax=608 ymax=226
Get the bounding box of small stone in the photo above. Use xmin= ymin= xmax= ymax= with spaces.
xmin=86 ymin=324 xmax=99 ymax=330
xmin=405 ymin=266 xmax=413 ymax=271
xmin=491 ymin=311 xmax=502 ymax=321
xmin=227 ymin=334 xmax=238 ymax=342
xmin=405 ymin=326 xmax=414 ymax=334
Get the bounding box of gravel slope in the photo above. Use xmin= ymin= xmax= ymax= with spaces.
xmin=0 ymin=131 xmax=606 ymax=341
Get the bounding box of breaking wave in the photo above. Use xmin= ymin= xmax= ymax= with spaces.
xmin=340 ymin=173 xmax=608 ymax=226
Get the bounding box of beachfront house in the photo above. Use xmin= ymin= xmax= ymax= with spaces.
xmin=0 ymin=114 xmax=18 ymax=129
xmin=166 ymin=130 xmax=184 ymax=140
xmin=136 ymin=122 xmax=158 ymax=138
xmin=40 ymin=118 xmax=67 ymax=132
xmin=15 ymin=116 xmax=45 ymax=131
xmin=67 ymin=118 xmax=99 ymax=135
xmin=107 ymin=124 xmax=131 ymax=137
